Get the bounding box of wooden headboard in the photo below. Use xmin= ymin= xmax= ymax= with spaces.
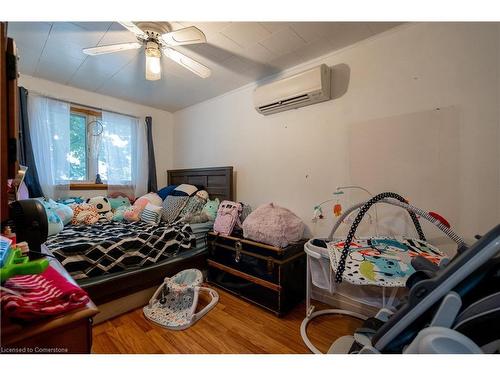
xmin=167 ymin=166 xmax=234 ymax=202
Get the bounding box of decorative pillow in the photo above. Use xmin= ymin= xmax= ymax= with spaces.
xmin=180 ymin=195 xmax=207 ymax=218
xmin=112 ymin=206 xmax=128 ymax=222
xmin=196 ymin=190 xmax=209 ymax=200
xmin=48 ymin=199 xmax=73 ymax=225
xmin=85 ymin=196 xmax=113 ymax=221
xmin=35 ymin=198 xmax=64 ymax=236
xmin=172 ymin=184 xmax=198 ymax=197
xmin=56 ymin=196 xmax=84 ymax=205
xmin=157 ymin=185 xmax=178 ymax=200
xmin=183 ymin=198 xmax=220 ymax=224
xmin=123 ymin=206 xmax=142 ymax=222
xmin=70 ymin=203 xmax=99 ymax=225
xmin=108 ymin=196 xmax=131 ymax=210
xmin=140 ymin=192 xmax=163 ymax=207
xmin=141 ymin=203 xmax=163 ymax=224
xmin=242 ymin=203 xmax=305 ymax=248
xmin=203 ymin=198 xmax=220 ymax=220
xmin=162 ymin=195 xmax=189 ymax=223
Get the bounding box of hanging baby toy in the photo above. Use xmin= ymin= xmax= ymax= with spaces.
xmin=312 ymin=190 xmax=344 ymax=223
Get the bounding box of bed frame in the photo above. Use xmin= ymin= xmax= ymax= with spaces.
xmin=82 ymin=166 xmax=234 ymax=311
xmin=167 ymin=166 xmax=234 ymax=202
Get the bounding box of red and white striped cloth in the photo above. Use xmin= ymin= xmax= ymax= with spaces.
xmin=0 ymin=266 xmax=89 ymax=320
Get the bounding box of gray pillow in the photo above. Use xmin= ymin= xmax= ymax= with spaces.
xmin=179 ymin=195 xmax=206 ymax=218
xmin=162 ymin=195 xmax=189 ymax=223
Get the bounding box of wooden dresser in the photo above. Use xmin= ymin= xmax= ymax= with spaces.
xmin=0 ymin=247 xmax=99 ymax=354
xmin=207 ymin=232 xmax=306 ymax=316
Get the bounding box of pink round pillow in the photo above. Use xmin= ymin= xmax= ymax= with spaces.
xmin=242 ymin=203 xmax=305 ymax=248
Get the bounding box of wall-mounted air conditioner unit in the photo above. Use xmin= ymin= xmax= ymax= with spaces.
xmin=253 ymin=64 xmax=331 ymax=115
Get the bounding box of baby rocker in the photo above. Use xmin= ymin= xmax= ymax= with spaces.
xmin=143 ymin=268 xmax=219 ymax=330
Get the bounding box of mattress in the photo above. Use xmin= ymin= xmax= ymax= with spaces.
xmin=190 ymin=220 xmax=214 ymax=251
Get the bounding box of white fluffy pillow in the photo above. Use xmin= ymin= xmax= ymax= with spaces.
xmin=173 ymin=184 xmax=198 ymax=196
xmin=140 ymin=192 xmax=163 ymax=207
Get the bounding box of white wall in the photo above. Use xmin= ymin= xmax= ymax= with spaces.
xmin=173 ymin=22 xmax=500 ymax=242
xmin=18 ymin=75 xmax=175 ymax=192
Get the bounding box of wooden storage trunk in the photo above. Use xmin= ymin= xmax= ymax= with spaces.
xmin=207 ymin=232 xmax=306 ymax=316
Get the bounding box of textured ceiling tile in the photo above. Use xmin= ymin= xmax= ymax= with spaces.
xmin=35 ymin=54 xmax=84 ymax=84
xmin=68 ymin=49 xmax=141 ymax=91
xmin=294 ymin=36 xmax=335 ymax=60
xmin=179 ymin=42 xmax=234 ymax=64
xmin=289 ymin=22 xmax=338 ymax=43
xmin=99 ymin=22 xmax=139 ymax=45
xmin=49 ymin=22 xmax=106 ymax=49
xmin=10 ymin=21 xmax=404 ymax=111
xmin=259 ymin=27 xmax=307 ymax=56
xmin=237 ymin=43 xmax=277 ymax=65
xmin=366 ymin=22 xmax=403 ymax=34
xmin=327 ymin=23 xmax=374 ymax=51
xmin=7 ymin=22 xmax=52 ymax=55
xmin=259 ymin=22 xmax=290 ymax=33
xmin=205 ymin=32 xmax=243 ymax=54
xmin=70 ymin=22 xmax=112 ymax=33
xmin=186 ymin=22 xmax=232 ymax=38
xmin=42 ymin=38 xmax=89 ymax=62
xmin=220 ymin=22 xmax=271 ymax=47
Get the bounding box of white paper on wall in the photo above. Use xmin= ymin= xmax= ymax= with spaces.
xmin=349 ymin=106 xmax=460 ymax=253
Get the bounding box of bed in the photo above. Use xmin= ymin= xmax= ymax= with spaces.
xmin=45 ymin=166 xmax=234 ymax=306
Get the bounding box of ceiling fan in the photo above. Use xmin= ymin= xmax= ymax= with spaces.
xmin=82 ymin=22 xmax=211 ymax=81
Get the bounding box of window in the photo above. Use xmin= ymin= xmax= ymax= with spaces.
xmin=69 ymin=113 xmax=87 ymax=181
xmin=68 ymin=107 xmax=134 ymax=186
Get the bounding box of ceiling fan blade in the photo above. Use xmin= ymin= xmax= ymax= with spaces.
xmin=118 ymin=22 xmax=148 ymax=39
xmin=162 ymin=47 xmax=211 ymax=78
xmin=83 ymin=42 xmax=142 ymax=56
xmin=160 ymin=26 xmax=207 ymax=46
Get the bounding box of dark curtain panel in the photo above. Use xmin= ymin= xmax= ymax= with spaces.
xmin=18 ymin=87 xmax=43 ymax=198
xmin=145 ymin=116 xmax=157 ymax=192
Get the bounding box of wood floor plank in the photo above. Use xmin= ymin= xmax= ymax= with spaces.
xmin=92 ymin=287 xmax=363 ymax=354
xmin=92 ymin=332 xmax=121 ymax=354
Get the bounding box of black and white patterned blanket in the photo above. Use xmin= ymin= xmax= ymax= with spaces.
xmin=45 ymin=220 xmax=195 ymax=280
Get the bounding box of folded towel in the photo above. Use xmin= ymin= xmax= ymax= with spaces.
xmin=0 ymin=266 xmax=89 ymax=320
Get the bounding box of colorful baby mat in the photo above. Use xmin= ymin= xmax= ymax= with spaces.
xmin=325 ymin=192 xmax=467 ymax=287
xmin=327 ymin=237 xmax=446 ymax=287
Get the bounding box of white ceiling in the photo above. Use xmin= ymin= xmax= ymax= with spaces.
xmin=8 ymin=22 xmax=401 ymax=112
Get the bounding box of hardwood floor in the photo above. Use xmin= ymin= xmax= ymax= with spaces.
xmin=92 ymin=286 xmax=363 ymax=354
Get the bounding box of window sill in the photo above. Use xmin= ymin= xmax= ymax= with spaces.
xmin=69 ymin=183 xmax=108 ymax=190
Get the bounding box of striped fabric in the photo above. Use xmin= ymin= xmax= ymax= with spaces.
xmin=0 ymin=266 xmax=89 ymax=320
xmin=141 ymin=203 xmax=163 ymax=224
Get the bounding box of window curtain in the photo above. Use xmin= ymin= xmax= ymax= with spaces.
xmin=145 ymin=116 xmax=157 ymax=192
xmin=101 ymin=111 xmax=148 ymax=200
xmin=27 ymin=94 xmax=70 ymax=199
xmin=18 ymin=87 xmax=43 ymax=198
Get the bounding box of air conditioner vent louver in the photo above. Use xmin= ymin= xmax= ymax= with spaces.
xmin=254 ymin=64 xmax=331 ymax=115
xmin=258 ymin=94 xmax=310 ymax=112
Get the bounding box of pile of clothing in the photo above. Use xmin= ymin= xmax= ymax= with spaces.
xmin=0 ymin=266 xmax=89 ymax=320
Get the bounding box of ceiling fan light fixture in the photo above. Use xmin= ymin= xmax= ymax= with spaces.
xmin=145 ymin=42 xmax=162 ymax=81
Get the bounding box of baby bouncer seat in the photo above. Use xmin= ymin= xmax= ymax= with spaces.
xmin=143 ymin=269 xmax=218 ymax=330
